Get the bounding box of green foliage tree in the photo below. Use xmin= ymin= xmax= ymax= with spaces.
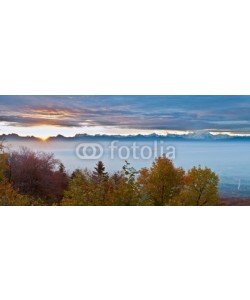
xmin=122 ymin=160 xmax=138 ymax=183
xmin=92 ymin=161 xmax=108 ymax=182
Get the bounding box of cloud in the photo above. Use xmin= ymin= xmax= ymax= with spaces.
xmin=1 ymin=95 xmax=250 ymax=133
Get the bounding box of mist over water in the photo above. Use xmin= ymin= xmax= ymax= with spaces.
xmin=6 ymin=139 xmax=250 ymax=198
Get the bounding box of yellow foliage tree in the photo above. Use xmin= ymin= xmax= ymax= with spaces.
xmin=138 ymin=156 xmax=185 ymax=205
xmin=171 ymin=166 xmax=219 ymax=206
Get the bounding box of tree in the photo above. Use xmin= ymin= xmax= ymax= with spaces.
xmin=62 ymin=167 xmax=111 ymax=206
xmin=92 ymin=161 xmax=108 ymax=183
xmin=0 ymin=181 xmax=30 ymax=206
xmin=62 ymin=170 xmax=91 ymax=206
xmin=172 ymin=166 xmax=219 ymax=206
xmin=0 ymin=142 xmax=29 ymax=206
xmin=91 ymin=161 xmax=111 ymax=204
xmin=138 ymin=156 xmax=185 ymax=205
xmin=107 ymin=170 xmax=140 ymax=206
xmin=9 ymin=147 xmax=69 ymax=205
xmin=71 ymin=169 xmax=82 ymax=179
xmin=0 ymin=140 xmax=221 ymax=206
xmin=62 ymin=163 xmax=141 ymax=206
xmin=0 ymin=141 xmax=8 ymax=182
xmin=53 ymin=162 xmax=69 ymax=203
xmin=122 ymin=160 xmax=138 ymax=183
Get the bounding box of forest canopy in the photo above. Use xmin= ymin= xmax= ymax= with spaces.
xmin=0 ymin=142 xmax=219 ymax=206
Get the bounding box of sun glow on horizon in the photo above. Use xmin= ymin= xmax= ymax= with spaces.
xmin=39 ymin=136 xmax=50 ymax=141
xmin=2 ymin=121 xmax=250 ymax=138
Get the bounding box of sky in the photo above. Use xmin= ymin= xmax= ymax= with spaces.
xmin=1 ymin=95 xmax=250 ymax=138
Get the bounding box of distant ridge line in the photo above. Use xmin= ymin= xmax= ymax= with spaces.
xmin=1 ymin=132 xmax=250 ymax=142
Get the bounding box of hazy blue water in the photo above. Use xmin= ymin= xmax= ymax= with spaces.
xmin=6 ymin=139 xmax=250 ymax=197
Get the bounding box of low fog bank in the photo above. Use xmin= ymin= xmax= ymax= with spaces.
xmin=5 ymin=139 xmax=250 ymax=197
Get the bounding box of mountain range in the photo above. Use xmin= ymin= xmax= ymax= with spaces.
xmin=1 ymin=131 xmax=250 ymax=142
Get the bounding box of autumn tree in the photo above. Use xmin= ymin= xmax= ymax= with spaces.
xmin=0 ymin=142 xmax=29 ymax=206
xmin=106 ymin=163 xmax=141 ymax=206
xmin=9 ymin=147 xmax=69 ymax=205
xmin=62 ymin=162 xmax=140 ymax=206
xmin=53 ymin=162 xmax=69 ymax=203
xmin=71 ymin=168 xmax=82 ymax=179
xmin=138 ymin=156 xmax=185 ymax=205
xmin=0 ymin=181 xmax=30 ymax=206
xmin=0 ymin=141 xmax=7 ymax=182
xmin=172 ymin=166 xmax=219 ymax=206
xmin=62 ymin=169 xmax=92 ymax=205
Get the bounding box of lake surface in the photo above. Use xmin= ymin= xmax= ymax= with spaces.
xmin=6 ymin=138 xmax=250 ymax=198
